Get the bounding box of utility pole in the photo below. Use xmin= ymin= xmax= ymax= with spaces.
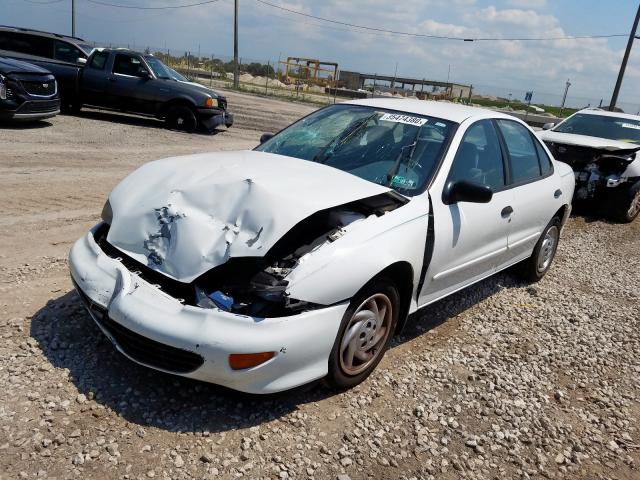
xmin=71 ymin=0 xmax=76 ymax=37
xmin=560 ymin=79 xmax=571 ymax=115
xmin=610 ymin=2 xmax=640 ymax=111
xmin=233 ymin=0 xmax=239 ymax=88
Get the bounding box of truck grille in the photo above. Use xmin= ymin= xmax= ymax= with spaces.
xmin=21 ymin=80 xmax=56 ymax=97
xmin=73 ymin=280 xmax=205 ymax=374
xmin=218 ymin=97 xmax=227 ymax=110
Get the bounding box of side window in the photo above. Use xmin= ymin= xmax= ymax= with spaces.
xmin=88 ymin=51 xmax=109 ymax=70
xmin=25 ymin=34 xmax=53 ymax=58
xmin=113 ymin=54 xmax=148 ymax=77
xmin=53 ymin=40 xmax=83 ymax=63
xmin=0 ymin=32 xmax=33 ymax=55
xmin=496 ymin=120 xmax=542 ymax=183
xmin=533 ymin=137 xmax=553 ymax=175
xmin=448 ymin=120 xmax=505 ymax=190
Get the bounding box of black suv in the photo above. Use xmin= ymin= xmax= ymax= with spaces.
xmin=0 ymin=26 xmax=92 ymax=110
xmin=0 ymin=56 xmax=60 ymax=121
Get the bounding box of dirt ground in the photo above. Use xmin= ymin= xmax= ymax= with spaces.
xmin=0 ymin=89 xmax=638 ymax=480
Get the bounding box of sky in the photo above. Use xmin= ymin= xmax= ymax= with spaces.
xmin=5 ymin=0 xmax=640 ymax=111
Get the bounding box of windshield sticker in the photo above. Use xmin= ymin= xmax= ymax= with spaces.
xmin=621 ymin=123 xmax=640 ymax=130
xmin=435 ymin=122 xmax=447 ymax=128
xmin=379 ymin=113 xmax=428 ymax=126
xmin=390 ymin=175 xmax=417 ymax=189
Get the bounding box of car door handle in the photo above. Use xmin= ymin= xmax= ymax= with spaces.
xmin=501 ymin=206 xmax=514 ymax=218
xmin=554 ymin=189 xmax=562 ymax=198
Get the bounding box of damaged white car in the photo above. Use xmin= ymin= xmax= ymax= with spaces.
xmin=538 ymin=108 xmax=640 ymax=222
xmin=70 ymin=99 xmax=574 ymax=394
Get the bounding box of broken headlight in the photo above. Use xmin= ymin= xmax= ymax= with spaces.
xmin=101 ymin=199 xmax=113 ymax=225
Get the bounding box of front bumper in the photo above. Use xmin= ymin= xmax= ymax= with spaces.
xmin=68 ymin=224 xmax=346 ymax=394
xmin=0 ymin=98 xmax=60 ymax=121
xmin=196 ymin=107 xmax=234 ymax=129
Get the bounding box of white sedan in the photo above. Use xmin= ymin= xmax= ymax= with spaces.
xmin=69 ymin=99 xmax=575 ymax=394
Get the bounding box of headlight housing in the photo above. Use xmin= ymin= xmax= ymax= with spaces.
xmin=0 ymin=74 xmax=6 ymax=101
xmin=204 ymin=97 xmax=218 ymax=108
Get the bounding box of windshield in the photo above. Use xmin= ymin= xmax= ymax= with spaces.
xmin=554 ymin=113 xmax=640 ymax=144
xmin=256 ymin=104 xmax=456 ymax=196
xmin=167 ymin=66 xmax=188 ymax=82
xmin=77 ymin=43 xmax=94 ymax=56
xmin=144 ymin=56 xmax=173 ymax=79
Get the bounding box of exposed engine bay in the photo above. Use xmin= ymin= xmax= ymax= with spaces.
xmin=96 ymin=192 xmax=407 ymax=317
xmin=543 ymin=141 xmax=640 ymax=201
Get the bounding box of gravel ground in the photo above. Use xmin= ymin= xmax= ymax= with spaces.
xmin=0 ymin=89 xmax=639 ymax=480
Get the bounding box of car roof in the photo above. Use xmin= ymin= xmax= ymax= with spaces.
xmin=0 ymin=25 xmax=85 ymax=43
xmin=573 ymin=108 xmax=640 ymax=121
xmin=344 ymin=98 xmax=514 ymax=124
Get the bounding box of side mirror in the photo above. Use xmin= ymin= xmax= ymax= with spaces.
xmin=443 ymin=180 xmax=493 ymax=205
xmin=542 ymin=122 xmax=556 ymax=130
xmin=77 ymin=57 xmax=87 ymax=65
xmin=260 ymin=132 xmax=274 ymax=144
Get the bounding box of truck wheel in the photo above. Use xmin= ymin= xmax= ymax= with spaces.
xmin=518 ymin=216 xmax=561 ymax=282
xmin=165 ymin=105 xmax=197 ymax=133
xmin=608 ymin=181 xmax=640 ymax=223
xmin=326 ymin=277 xmax=399 ymax=390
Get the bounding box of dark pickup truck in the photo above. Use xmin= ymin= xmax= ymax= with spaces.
xmin=79 ymin=48 xmax=233 ymax=132
xmin=0 ymin=27 xmax=233 ymax=132
xmin=0 ymin=56 xmax=60 ymax=121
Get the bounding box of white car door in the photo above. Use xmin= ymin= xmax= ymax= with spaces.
xmin=494 ymin=119 xmax=561 ymax=261
xmin=420 ymin=119 xmax=513 ymax=305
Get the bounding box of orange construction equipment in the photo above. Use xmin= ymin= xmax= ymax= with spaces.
xmin=279 ymin=57 xmax=339 ymax=87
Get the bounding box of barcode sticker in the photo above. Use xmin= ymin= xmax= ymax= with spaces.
xmin=379 ymin=113 xmax=428 ymax=126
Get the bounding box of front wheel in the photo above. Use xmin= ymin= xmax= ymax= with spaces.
xmin=165 ymin=105 xmax=197 ymax=132
xmin=326 ymin=278 xmax=399 ymax=389
xmin=608 ymin=181 xmax=640 ymax=223
xmin=518 ymin=216 xmax=561 ymax=282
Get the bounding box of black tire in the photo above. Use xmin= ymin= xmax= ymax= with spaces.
xmin=607 ymin=181 xmax=640 ymax=223
xmin=59 ymin=96 xmax=82 ymax=115
xmin=165 ymin=105 xmax=197 ymax=132
xmin=519 ymin=216 xmax=562 ymax=282
xmin=326 ymin=277 xmax=399 ymax=390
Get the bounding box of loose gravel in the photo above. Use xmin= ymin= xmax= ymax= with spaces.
xmin=0 ymin=89 xmax=638 ymax=480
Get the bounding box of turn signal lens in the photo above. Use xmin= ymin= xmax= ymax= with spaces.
xmin=204 ymin=97 xmax=218 ymax=108
xmin=229 ymin=352 xmax=275 ymax=370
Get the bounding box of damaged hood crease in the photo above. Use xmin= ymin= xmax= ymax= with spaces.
xmin=106 ymin=151 xmax=393 ymax=283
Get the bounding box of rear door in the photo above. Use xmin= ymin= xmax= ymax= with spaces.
xmin=81 ymin=50 xmax=110 ymax=107
xmin=420 ymin=119 xmax=513 ymax=305
xmin=105 ymin=53 xmax=156 ymax=114
xmin=495 ymin=119 xmax=561 ymax=260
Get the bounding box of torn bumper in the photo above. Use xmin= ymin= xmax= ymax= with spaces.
xmin=68 ymin=224 xmax=346 ymax=394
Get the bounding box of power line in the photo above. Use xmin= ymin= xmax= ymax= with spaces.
xmin=255 ymin=0 xmax=627 ymax=42
xmin=85 ymin=0 xmax=223 ymax=10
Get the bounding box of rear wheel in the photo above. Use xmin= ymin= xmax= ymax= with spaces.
xmin=608 ymin=181 xmax=640 ymax=223
xmin=165 ymin=105 xmax=197 ymax=132
xmin=326 ymin=278 xmax=399 ymax=389
xmin=519 ymin=216 xmax=561 ymax=282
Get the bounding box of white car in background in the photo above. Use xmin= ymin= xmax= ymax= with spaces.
xmin=69 ymin=99 xmax=574 ymax=394
xmin=538 ymin=108 xmax=640 ymax=222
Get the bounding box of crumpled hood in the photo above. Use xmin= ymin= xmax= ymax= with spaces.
xmin=106 ymin=150 xmax=391 ymax=283
xmin=537 ymin=130 xmax=640 ymax=152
